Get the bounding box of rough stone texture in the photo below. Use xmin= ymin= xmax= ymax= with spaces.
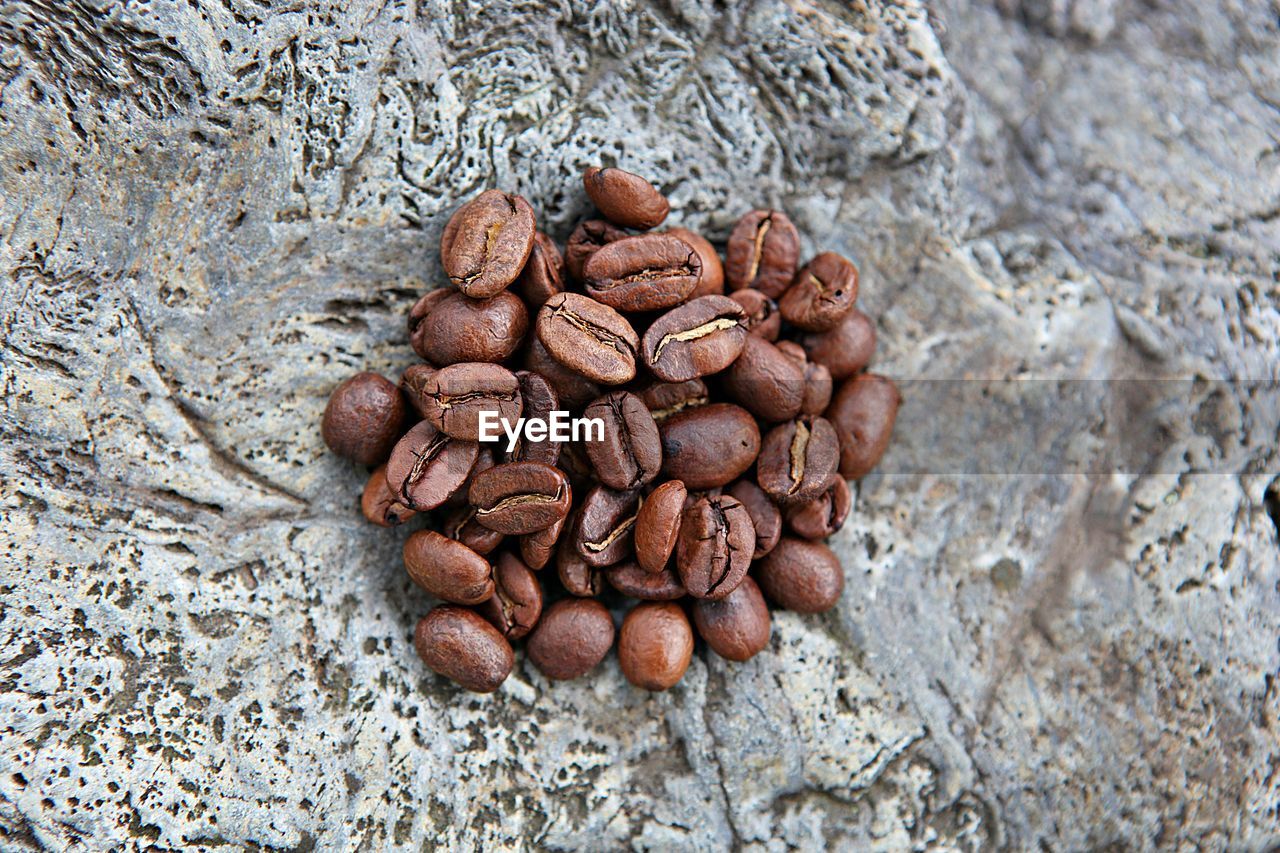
xmin=1 ymin=0 xmax=1278 ymax=849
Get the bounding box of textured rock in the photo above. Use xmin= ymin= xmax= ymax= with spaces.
xmin=2 ymin=0 xmax=1279 ymax=849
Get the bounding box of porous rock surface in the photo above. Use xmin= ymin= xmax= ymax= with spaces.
xmin=2 ymin=0 xmax=1279 ymax=848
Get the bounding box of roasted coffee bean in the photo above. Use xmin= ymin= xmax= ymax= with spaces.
xmin=524 ymin=337 xmax=601 ymax=410
xmin=722 ymin=336 xmax=805 ymax=423
xmin=728 ymin=289 xmax=781 ymax=341
xmin=412 ymin=290 xmax=528 ymax=366
xmin=415 ymin=606 xmax=514 ymax=693
xmin=785 ymin=475 xmax=851 ymax=540
xmin=584 ymin=392 xmax=662 ymax=490
xmin=606 ymin=561 xmax=686 ymax=600
xmin=668 ymin=228 xmax=724 ymax=298
xmin=583 ymin=166 xmax=669 ymax=230
xmin=399 ymin=364 xmax=437 ymax=417
xmin=361 ymin=465 xmax=417 ymax=527
xmin=755 ymin=537 xmax=844 ymax=613
xmin=693 ymin=576 xmax=771 ymax=662
xmin=826 ymin=373 xmax=899 ymax=479
xmin=516 ymin=231 xmax=565 ymax=307
xmin=799 ymin=307 xmax=876 ymax=380
xmin=776 ymin=341 xmax=833 ymax=416
xmin=526 ymin=598 xmax=615 ymax=680
xmin=618 ymin=602 xmax=693 ymax=691
xmin=418 ymin=362 xmax=522 ymax=441
xmin=403 ymin=530 xmax=495 ymax=605
xmin=408 ymin=288 xmax=450 ymax=338
xmin=503 ymin=371 xmax=563 ymax=466
xmin=441 ymin=189 xmax=536 ymax=298
xmin=676 ymin=494 xmax=754 ymax=600
xmin=322 ymin=372 xmax=407 ymax=465
xmin=757 ymin=416 xmax=839 ymax=505
xmin=557 ymin=531 xmax=605 ymax=596
xmin=726 ymin=480 xmax=782 ymax=559
xmin=575 ymin=485 xmax=641 ymax=568
xmin=565 ymin=219 xmax=628 ymax=282
xmin=583 ymin=233 xmax=700 ymax=312
xmin=634 ymin=479 xmax=686 ymax=573
xmin=640 ymin=379 xmax=709 ymax=423
xmin=478 ymin=552 xmax=542 ymax=640
xmin=537 ymin=292 xmax=639 ymax=385
xmin=442 ymin=505 xmax=505 ymax=555
xmin=386 ymin=420 xmax=479 ymax=510
xmin=660 ymin=403 xmax=760 ymax=490
xmin=641 ymin=296 xmax=747 ymax=382
xmin=519 ymin=512 xmax=564 ymax=570
xmin=469 ymin=462 xmax=572 ymax=535
xmin=725 ymin=209 xmax=800 ymax=297
xmin=779 ymin=252 xmax=858 ymax=332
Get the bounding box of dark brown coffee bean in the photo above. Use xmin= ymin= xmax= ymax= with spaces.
xmin=641 ymin=295 xmax=747 ymax=382
xmin=415 ymin=606 xmax=514 ymax=693
xmin=469 ymin=462 xmax=571 ymax=535
xmin=722 ymin=336 xmax=805 ymax=423
xmin=660 ymin=403 xmax=760 ymax=490
xmin=634 ymin=479 xmax=687 ymax=574
xmin=557 ymin=531 xmax=605 ymax=596
xmin=361 ymin=465 xmax=417 ymax=527
xmin=408 ymin=288 xmax=450 ymax=338
xmin=478 ymin=552 xmax=542 ymax=640
xmin=322 ymin=372 xmax=407 ymax=466
xmin=526 ymin=598 xmax=615 ymax=680
xmin=639 ymin=379 xmax=709 ymax=423
xmin=618 ymin=602 xmax=693 ymax=691
xmin=519 ymin=513 xmax=564 ymax=570
xmin=417 ymin=362 xmax=522 ymax=441
xmin=693 ymin=576 xmax=771 ymax=662
xmin=668 ymin=228 xmax=724 ymax=298
xmin=755 ymin=537 xmax=844 ymax=613
xmin=728 ymin=289 xmax=781 ymax=341
xmin=386 ymin=420 xmax=479 ymax=510
xmin=565 ymin=219 xmax=629 ymax=282
xmin=403 ymin=530 xmax=494 ymax=605
xmin=504 ymin=371 xmax=564 ymax=466
xmin=583 ymin=392 xmax=662 ymax=490
xmin=583 ymin=233 xmax=700 ymax=312
xmin=524 ymin=337 xmax=601 ymax=410
xmin=442 ymin=505 xmax=505 ymax=555
xmin=725 ymin=209 xmax=800 ymax=297
xmin=826 ymin=373 xmax=899 ymax=479
xmin=583 ymin=166 xmax=670 ymax=230
xmin=605 ymin=561 xmax=686 ymax=600
xmin=726 ymin=480 xmax=782 ymax=559
xmin=399 ymin=364 xmax=437 ymax=417
xmin=799 ymin=308 xmax=875 ymax=380
xmin=515 ymin=231 xmax=565 ymax=307
xmin=757 ymin=416 xmax=839 ymax=505
xmin=536 ymin=292 xmax=639 ymax=385
xmin=575 ymin=485 xmax=641 ymax=567
xmin=441 ymin=189 xmax=536 ymax=298
xmin=785 ymin=475 xmax=851 ymax=540
xmin=676 ymin=495 xmax=754 ymax=600
xmin=776 ymin=342 xmax=833 ymax=416
xmin=412 ymin=290 xmax=528 ymax=366
xmin=779 ymin=252 xmax=859 ymax=332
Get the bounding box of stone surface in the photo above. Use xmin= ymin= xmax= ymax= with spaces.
xmin=2 ymin=0 xmax=1279 ymax=849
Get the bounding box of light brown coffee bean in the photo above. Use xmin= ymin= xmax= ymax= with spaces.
xmin=403 ymin=530 xmax=494 ymax=605
xmin=414 ymin=606 xmax=513 ymax=693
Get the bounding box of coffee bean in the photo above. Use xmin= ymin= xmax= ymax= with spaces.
xmin=641 ymin=295 xmax=747 ymax=382
xmin=565 ymin=219 xmax=628 ymax=282
xmin=417 ymin=362 xmax=522 ymax=441
xmin=722 ymin=336 xmax=806 ymax=422
xmin=519 ymin=512 xmax=564 ymax=570
xmin=412 ymin=290 xmax=528 ymax=366
xmin=725 ymin=479 xmax=782 ymax=558
xmin=537 ymin=292 xmax=639 ymax=385
xmin=667 ymin=228 xmax=724 ymax=297
xmin=386 ymin=420 xmax=479 ymax=510
xmin=755 ymin=537 xmax=844 ymax=613
xmin=728 ymin=288 xmax=781 ymax=342
xmin=441 ymin=189 xmax=536 ymax=298
xmin=524 ymin=337 xmax=601 ymax=410
xmin=660 ymin=403 xmax=761 ymax=490
xmin=583 ymin=233 xmax=700 ymax=312
xmin=634 ymin=479 xmax=687 ymax=574
xmin=361 ymin=465 xmax=417 ymax=527
xmin=779 ymin=252 xmax=858 ymax=332
xmin=322 ymin=372 xmax=407 ymax=465
xmin=526 ymin=598 xmax=615 ymax=680
xmin=414 ymin=606 xmax=513 ymax=693
xmin=606 ymin=561 xmax=686 ymax=600
xmin=639 ymin=379 xmax=709 ymax=423
xmin=557 ymin=531 xmax=605 ymax=596
xmin=725 ymin=209 xmax=800 ymax=297
xmin=403 ymin=530 xmax=495 ymax=605
xmin=478 ymin=552 xmax=542 ymax=640
xmin=516 ymin=231 xmax=565 ymax=307
xmin=799 ymin=307 xmax=876 ymax=380
xmin=583 ymin=166 xmax=669 ymax=230
xmin=575 ymin=485 xmax=641 ymax=568
xmin=757 ymin=416 xmax=840 ymax=505
xmin=442 ymin=505 xmax=505 ymax=555
xmin=469 ymin=462 xmax=572 ymax=535
xmin=784 ymin=475 xmax=851 ymax=540
xmin=826 ymin=373 xmax=899 ymax=479
xmin=693 ymin=576 xmax=771 ymax=662
xmin=502 ymin=371 xmax=563 ymax=466
xmin=776 ymin=342 xmax=833 ymax=416
xmin=584 ymin=391 xmax=662 ymax=491
xmin=618 ymin=601 xmax=693 ymax=691
xmin=676 ymin=494 xmax=754 ymax=600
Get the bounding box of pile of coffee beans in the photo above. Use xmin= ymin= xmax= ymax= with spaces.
xmin=321 ymin=167 xmax=900 ymax=693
